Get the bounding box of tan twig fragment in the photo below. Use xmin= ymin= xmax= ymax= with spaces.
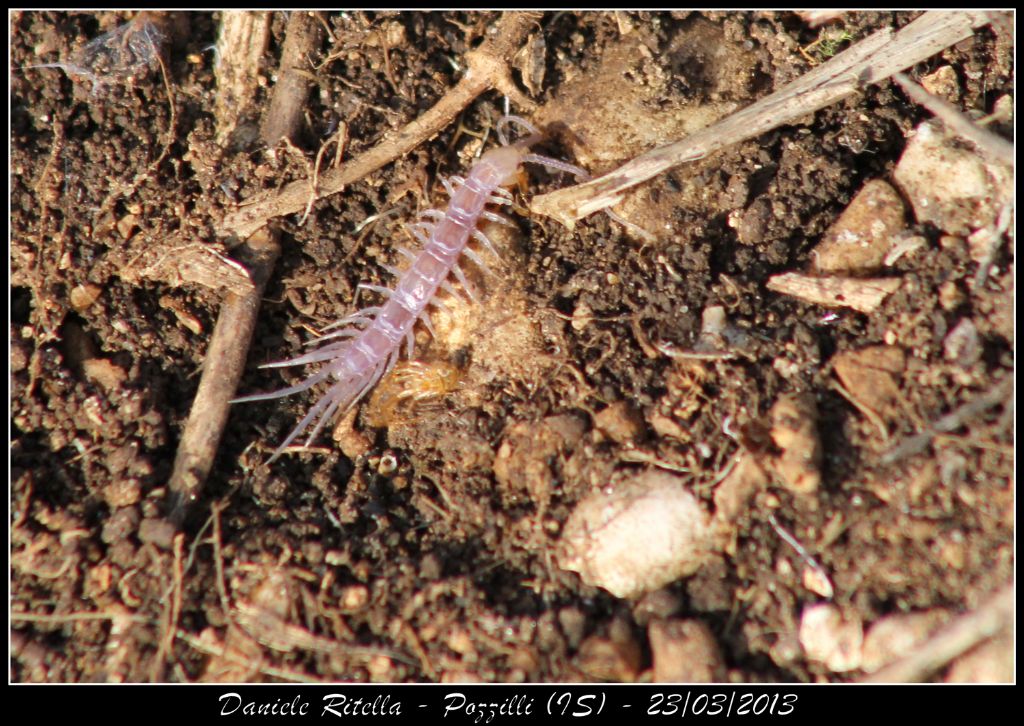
xmin=766 ymin=272 xmax=901 ymax=314
xmin=218 ymin=12 xmax=542 ymax=241
xmin=166 ymin=229 xmax=280 ymax=524
xmin=859 ymin=583 xmax=1013 ymax=682
xmin=261 ymin=11 xmax=324 ymax=148
xmin=152 ymin=533 xmax=185 ymax=681
xmin=11 ymin=610 xmax=149 ymax=624
xmin=214 ymin=11 xmax=272 ymax=144
xmin=531 ymin=11 xmax=991 ymax=228
xmin=892 ymin=71 xmax=1014 ymax=167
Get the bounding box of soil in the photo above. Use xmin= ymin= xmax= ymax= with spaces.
xmin=10 ymin=11 xmax=1014 ymax=683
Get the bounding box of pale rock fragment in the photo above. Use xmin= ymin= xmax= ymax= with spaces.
xmin=810 ymin=179 xmax=907 ymax=276
xmin=559 ymin=470 xmax=715 ymax=599
xmin=893 ymin=119 xmax=1013 ymax=236
xmin=799 ymin=603 xmax=864 ymax=672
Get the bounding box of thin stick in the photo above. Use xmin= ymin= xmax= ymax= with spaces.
xmin=880 ymin=376 xmax=1013 ymax=465
xmin=151 ymin=533 xmax=185 ymax=681
xmin=892 ymin=71 xmax=1014 ymax=167
xmin=859 ymin=583 xmax=1013 ymax=683
xmin=166 ymin=11 xmax=329 ymax=522
xmin=218 ymin=11 xmax=541 ymax=241
xmin=530 ymin=11 xmax=991 ymax=228
xmin=166 ymin=229 xmax=279 ymax=524
xmin=261 ymin=11 xmax=324 ymax=148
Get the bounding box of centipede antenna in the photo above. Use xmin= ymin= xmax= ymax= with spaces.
xmin=523 ymin=153 xmax=589 ymax=180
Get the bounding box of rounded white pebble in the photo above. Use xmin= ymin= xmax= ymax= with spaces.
xmin=559 ymin=470 xmax=714 ymax=599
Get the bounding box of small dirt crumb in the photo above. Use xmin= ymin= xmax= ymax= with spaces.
xmin=82 ymin=357 xmax=128 ymax=392
xmin=593 ymin=401 xmax=646 ymax=444
xmin=103 ymin=478 xmax=142 ymax=508
xmin=575 ymin=619 xmax=642 ymax=682
xmin=648 ymin=618 xmax=725 ymax=683
xmin=137 ymin=518 xmax=176 ymax=548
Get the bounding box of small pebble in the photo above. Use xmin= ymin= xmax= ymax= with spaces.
xmin=799 ymin=603 xmax=863 ymax=672
xmin=559 ymin=470 xmax=714 ymax=599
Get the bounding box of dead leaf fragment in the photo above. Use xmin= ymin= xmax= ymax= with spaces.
xmin=832 ymin=345 xmax=906 ymax=423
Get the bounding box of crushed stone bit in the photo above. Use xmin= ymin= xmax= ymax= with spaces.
xmin=69 ymin=283 xmax=103 ymax=312
xmin=920 ymin=65 xmax=961 ymax=103
xmin=810 ymin=179 xmax=907 ymax=276
xmin=893 ymin=118 xmax=1013 ymax=236
xmin=648 ymin=618 xmax=725 ymax=683
xmin=559 ymin=470 xmax=715 ymax=599
xmin=943 ymin=318 xmax=982 ymax=367
xmin=799 ymin=603 xmax=864 ymax=672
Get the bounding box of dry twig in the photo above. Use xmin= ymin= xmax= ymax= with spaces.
xmin=261 ymin=11 xmax=324 ymax=148
xmin=859 ymin=583 xmax=1013 ymax=682
xmin=166 ymin=229 xmax=279 ymax=524
xmin=530 ymin=11 xmax=991 ymax=228
xmin=880 ymin=376 xmax=1013 ymax=465
xmin=218 ymin=11 xmax=541 ymax=241
xmin=892 ymin=71 xmax=1014 ymax=167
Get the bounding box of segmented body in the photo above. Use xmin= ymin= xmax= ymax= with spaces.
xmin=235 ymin=116 xmax=571 ymax=461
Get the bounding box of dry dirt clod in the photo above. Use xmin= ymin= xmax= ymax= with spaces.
xmin=648 ymin=618 xmax=725 ymax=683
xmin=766 ymin=393 xmax=822 ymax=496
xmin=493 ymin=414 xmax=587 ymax=510
xmin=593 ymin=401 xmax=646 ymax=444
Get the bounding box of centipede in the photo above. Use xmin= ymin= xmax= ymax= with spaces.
xmin=234 ymin=115 xmax=588 ymax=461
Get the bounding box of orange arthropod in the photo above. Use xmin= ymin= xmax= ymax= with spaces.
xmin=364 ymin=360 xmax=464 ymax=428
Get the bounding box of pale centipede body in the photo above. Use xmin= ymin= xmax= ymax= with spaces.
xmin=235 ymin=115 xmax=580 ymax=462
